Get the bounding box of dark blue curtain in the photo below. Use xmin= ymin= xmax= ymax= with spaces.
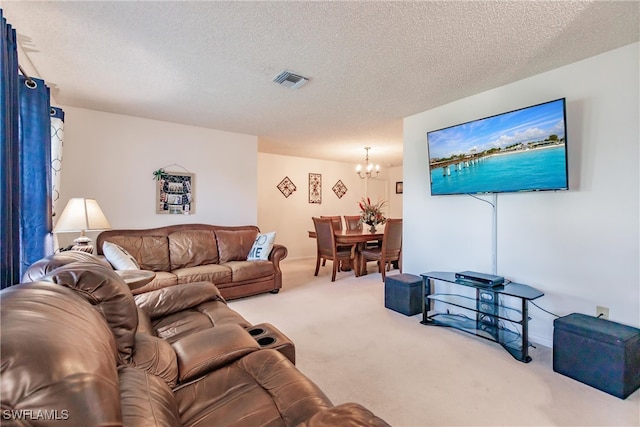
xmin=0 ymin=10 xmax=20 ymax=287
xmin=1 ymin=11 xmax=53 ymax=288
xmin=18 ymin=76 xmax=52 ymax=276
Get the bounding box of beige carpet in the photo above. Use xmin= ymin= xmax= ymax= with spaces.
xmin=228 ymin=258 xmax=640 ymax=427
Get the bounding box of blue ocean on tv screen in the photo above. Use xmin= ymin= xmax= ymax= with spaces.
xmin=428 ymin=98 xmax=568 ymax=195
xmin=430 ymin=146 xmax=568 ymax=195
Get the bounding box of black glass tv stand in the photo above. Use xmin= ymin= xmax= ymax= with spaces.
xmin=420 ymin=271 xmax=544 ymax=363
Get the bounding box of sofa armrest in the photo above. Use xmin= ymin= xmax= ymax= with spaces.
xmin=131 ymin=333 xmax=179 ymax=388
xmin=269 ymin=244 xmax=288 ymax=265
xmin=171 ymin=324 xmax=260 ymax=383
xmin=134 ymin=282 xmax=223 ymax=320
xmin=298 ymin=403 xmax=391 ymax=427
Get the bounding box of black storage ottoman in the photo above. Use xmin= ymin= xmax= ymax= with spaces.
xmin=384 ymin=274 xmax=422 ymax=316
xmin=553 ymin=313 xmax=640 ymax=399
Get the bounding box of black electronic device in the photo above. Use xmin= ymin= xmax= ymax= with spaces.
xmin=455 ymin=270 xmax=505 ymax=286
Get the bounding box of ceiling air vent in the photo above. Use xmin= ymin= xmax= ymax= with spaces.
xmin=273 ymin=70 xmax=309 ymax=90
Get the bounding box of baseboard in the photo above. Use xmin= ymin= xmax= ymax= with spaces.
xmin=282 ymin=256 xmax=316 ymax=262
xmin=529 ymin=332 xmax=552 ymax=349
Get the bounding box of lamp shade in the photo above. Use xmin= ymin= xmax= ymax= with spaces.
xmin=53 ymin=198 xmax=111 ymax=233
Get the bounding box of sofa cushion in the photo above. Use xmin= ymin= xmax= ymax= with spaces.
xmin=1 ymin=283 xmax=122 ymax=426
xmin=247 ymin=231 xmax=276 ymax=261
xmin=119 ymin=366 xmax=181 ymax=427
xmin=104 ymin=235 xmax=170 ymax=272
xmin=168 ymin=230 xmax=218 ymax=270
xmin=223 ymin=260 xmax=275 ymax=282
xmin=173 ymin=264 xmax=232 ymax=285
xmin=173 ymin=349 xmax=333 ymax=427
xmin=130 ymin=271 xmax=179 ymax=295
xmin=151 ymin=300 xmax=252 ymax=344
xmin=216 ymin=229 xmax=258 ymax=263
xmin=172 ymin=324 xmax=260 ymax=383
xmin=134 ymin=282 xmax=224 ymax=320
xmin=40 ymin=262 xmax=138 ymax=364
xmin=103 ymin=241 xmax=141 ymax=270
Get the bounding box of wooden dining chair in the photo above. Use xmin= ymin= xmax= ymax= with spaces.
xmin=345 ymin=214 xmax=381 ymax=250
xmin=312 ymin=217 xmax=355 ymax=282
xmin=344 ymin=215 xmax=362 ymax=231
xmin=359 ymin=218 xmax=403 ymax=282
xmin=320 ymin=216 xmax=342 ymax=231
xmin=320 ymin=216 xmax=343 ymax=266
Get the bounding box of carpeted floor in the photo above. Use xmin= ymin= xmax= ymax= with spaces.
xmin=228 ymin=258 xmax=640 ymax=427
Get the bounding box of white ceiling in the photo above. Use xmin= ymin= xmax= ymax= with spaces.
xmin=3 ymin=1 xmax=638 ymax=167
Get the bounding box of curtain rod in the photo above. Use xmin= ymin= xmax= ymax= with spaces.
xmin=18 ymin=64 xmax=37 ymax=88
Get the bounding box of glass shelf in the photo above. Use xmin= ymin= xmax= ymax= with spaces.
xmin=424 ymin=313 xmax=524 ymax=360
xmin=427 ymin=293 xmax=524 ymax=323
xmin=420 ymin=272 xmax=543 ymax=363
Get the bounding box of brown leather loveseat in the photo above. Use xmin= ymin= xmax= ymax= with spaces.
xmin=96 ymin=224 xmax=287 ymax=300
xmin=2 ymin=253 xmax=390 ymax=426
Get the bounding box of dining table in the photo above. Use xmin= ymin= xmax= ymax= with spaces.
xmin=308 ymin=227 xmax=384 ymax=277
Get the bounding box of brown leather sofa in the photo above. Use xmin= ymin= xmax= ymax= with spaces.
xmin=3 ymin=253 xmax=390 ymax=426
xmin=96 ymin=224 xmax=287 ymax=300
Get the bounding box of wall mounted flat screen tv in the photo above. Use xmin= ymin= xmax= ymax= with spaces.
xmin=427 ymin=98 xmax=568 ymax=196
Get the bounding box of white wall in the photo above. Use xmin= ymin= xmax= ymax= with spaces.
xmin=257 ymin=153 xmax=401 ymax=259
xmin=403 ymin=43 xmax=639 ymax=347
xmin=57 ymin=106 xmax=257 ymax=246
xmin=387 ymin=166 xmax=404 ymax=219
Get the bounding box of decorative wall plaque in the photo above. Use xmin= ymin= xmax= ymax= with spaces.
xmin=156 ymin=171 xmax=194 ymax=214
xmin=332 ymin=180 xmax=347 ymax=199
xmin=308 ymin=173 xmax=322 ymax=204
xmin=277 ymin=176 xmax=296 ymax=198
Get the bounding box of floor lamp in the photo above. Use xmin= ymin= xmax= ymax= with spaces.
xmin=53 ymin=198 xmax=112 ymax=253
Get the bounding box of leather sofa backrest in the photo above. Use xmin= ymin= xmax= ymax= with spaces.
xmin=39 ymin=261 xmax=139 ymax=364
xmin=0 ymin=282 xmax=123 ymax=425
xmin=97 ymin=224 xmax=261 ymax=270
xmin=21 ymin=250 xmax=110 ymax=282
xmin=101 ymin=235 xmax=171 ymax=272
xmin=215 ymin=229 xmax=258 ymax=263
xmin=168 ymin=229 xmax=218 ymax=270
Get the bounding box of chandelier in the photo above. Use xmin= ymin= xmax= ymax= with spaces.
xmin=356 ymin=147 xmax=380 ymax=179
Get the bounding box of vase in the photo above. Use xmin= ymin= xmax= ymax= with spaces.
xmin=368 ymin=223 xmax=377 ymax=233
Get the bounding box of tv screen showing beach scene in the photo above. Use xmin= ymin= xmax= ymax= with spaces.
xmin=427 ymin=98 xmax=568 ymax=196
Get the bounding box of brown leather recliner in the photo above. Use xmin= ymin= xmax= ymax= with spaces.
xmin=22 ymin=252 xmax=252 ymax=344
xmin=5 ymin=254 xmax=390 ymax=426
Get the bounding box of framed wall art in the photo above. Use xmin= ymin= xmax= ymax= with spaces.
xmin=332 ymin=180 xmax=347 ymax=199
xmin=156 ymin=171 xmax=195 ymax=214
xmin=308 ymin=173 xmax=322 ymax=204
xmin=396 ymin=181 xmax=403 ymax=194
xmin=277 ymin=176 xmax=296 ymax=198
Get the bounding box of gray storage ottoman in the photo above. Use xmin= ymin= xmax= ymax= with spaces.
xmin=553 ymin=313 xmax=640 ymax=399
xmin=384 ymin=274 xmax=422 ymax=316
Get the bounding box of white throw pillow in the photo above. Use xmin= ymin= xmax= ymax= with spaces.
xmin=103 ymin=241 xmax=140 ymax=270
xmin=247 ymin=231 xmax=276 ymax=261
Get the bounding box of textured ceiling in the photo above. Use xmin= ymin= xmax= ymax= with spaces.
xmin=3 ymin=1 xmax=638 ymax=167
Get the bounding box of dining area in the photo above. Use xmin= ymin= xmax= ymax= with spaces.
xmin=308 ymin=214 xmax=402 ymax=282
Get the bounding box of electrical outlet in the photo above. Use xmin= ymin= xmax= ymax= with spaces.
xmin=596 ymin=306 xmax=609 ymax=320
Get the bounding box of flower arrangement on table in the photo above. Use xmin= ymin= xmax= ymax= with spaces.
xmin=358 ymin=197 xmax=387 ymax=233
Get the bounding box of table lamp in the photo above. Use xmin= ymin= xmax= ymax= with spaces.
xmin=53 ymin=198 xmax=112 ymax=253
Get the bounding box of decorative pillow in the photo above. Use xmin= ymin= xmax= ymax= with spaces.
xmin=103 ymin=241 xmax=140 ymax=270
xmin=247 ymin=232 xmax=276 ymax=261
